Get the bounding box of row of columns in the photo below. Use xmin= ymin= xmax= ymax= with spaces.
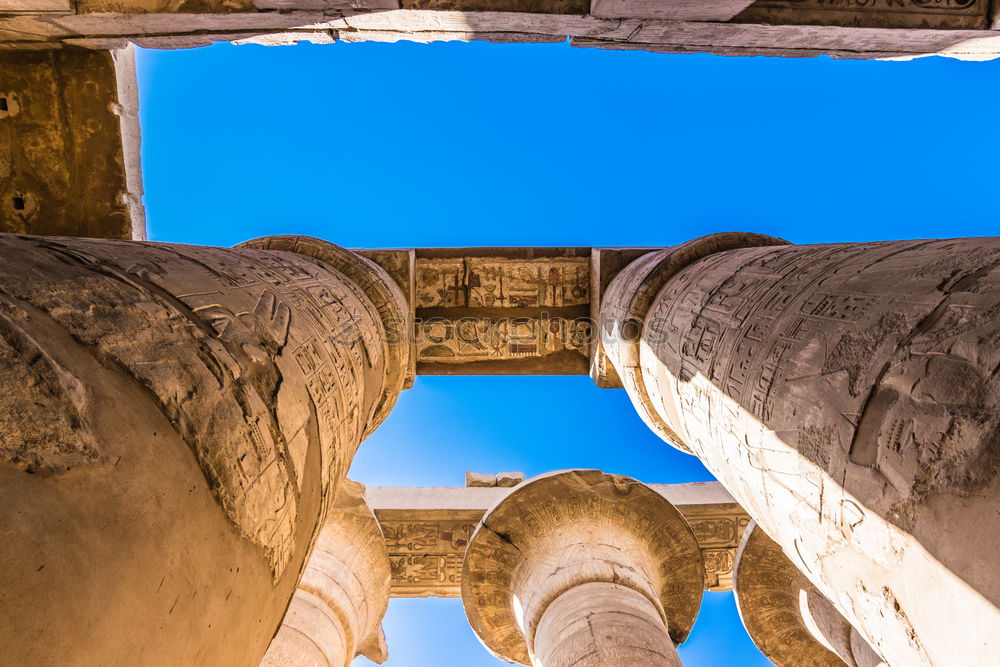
xmin=263 ymin=469 xmax=891 ymax=667
xmin=263 ymin=468 xmax=888 ymax=667
xmin=1 ymin=230 xmax=997 ymax=665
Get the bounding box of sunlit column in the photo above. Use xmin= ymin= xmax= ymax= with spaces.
xmin=261 ymin=480 xmax=391 ymax=667
xmin=734 ymin=522 xmax=886 ymax=667
xmin=600 ymin=232 xmax=1000 ymax=666
xmin=461 ymin=469 xmax=705 ymax=666
xmin=0 ymin=234 xmax=409 ymax=665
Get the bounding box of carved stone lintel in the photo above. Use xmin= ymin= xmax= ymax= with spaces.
xmin=369 ymin=482 xmax=747 ymax=598
xmin=410 ymin=248 xmax=593 ymax=375
xmin=734 ymin=0 xmax=989 ymax=30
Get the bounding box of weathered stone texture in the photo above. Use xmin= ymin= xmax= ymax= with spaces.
xmin=461 ymin=470 xmax=704 ymax=665
xmin=326 ymin=10 xmax=1000 ymax=58
xmin=0 ymin=233 xmax=407 ymax=665
xmin=735 ymin=522 xmax=886 ymax=667
xmin=0 ymin=0 xmax=71 ymax=11
xmin=602 ymin=233 xmax=1000 ymax=666
xmin=411 ymin=248 xmax=593 ymax=374
xmin=261 ymin=480 xmax=391 ymax=666
xmin=368 ymin=481 xmax=747 ymax=597
xmin=2 ymin=0 xmax=1000 ymax=58
xmin=400 ymin=0 xmax=587 ymax=14
xmin=239 ymin=235 xmax=412 ymax=433
xmin=591 ymin=0 xmax=756 ymax=21
xmin=532 ymin=582 xmax=682 ymax=667
xmin=0 ymin=47 xmax=144 ymax=239
xmin=735 ymin=0 xmax=990 ymax=30
xmin=570 ymin=20 xmax=1000 ymax=58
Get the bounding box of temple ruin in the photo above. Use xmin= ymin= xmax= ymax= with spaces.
xmin=2 ymin=10 xmax=1000 ymax=664
xmin=0 ymin=222 xmax=997 ymax=664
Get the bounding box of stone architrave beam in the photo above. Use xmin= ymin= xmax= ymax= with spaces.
xmin=461 ymin=470 xmax=705 ymax=666
xmin=2 ymin=5 xmax=1000 ymax=58
xmin=366 ymin=480 xmax=749 ymax=597
xmin=601 ymin=232 xmax=1000 ymax=666
xmin=358 ymin=246 xmax=663 ymax=378
xmin=0 ymin=233 xmax=409 ymax=665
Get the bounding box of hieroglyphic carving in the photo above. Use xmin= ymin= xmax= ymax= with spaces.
xmin=415 ymin=256 xmax=589 ymax=309
xmin=683 ymin=504 xmax=750 ymax=590
xmin=648 ymin=238 xmax=1000 ymax=521
xmin=0 ymin=235 xmax=390 ymax=577
xmin=0 ymin=234 xmax=409 ymax=666
xmin=364 ymin=244 xmax=956 ymax=383
xmin=416 ymin=316 xmax=590 ymax=363
xmin=689 ymin=517 xmax=738 ymax=546
xmin=372 ymin=488 xmax=750 ymax=597
xmin=610 ymin=234 xmax=1000 ymax=665
xmin=411 ymin=252 xmax=593 ymax=372
xmin=377 ymin=511 xmax=481 ymax=596
xmin=702 ymin=550 xmax=735 ymax=579
xmin=388 ymin=554 xmax=466 ymax=595
xmin=382 ymin=519 xmax=478 ymax=552
xmin=240 ymin=235 xmax=412 ymax=438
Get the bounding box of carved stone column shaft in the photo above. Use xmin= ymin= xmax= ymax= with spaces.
xmin=262 ymin=480 xmax=391 ymax=667
xmin=532 ymin=582 xmax=682 ymax=667
xmin=0 ymin=234 xmax=407 ymax=665
xmin=601 ymin=233 xmax=1000 ymax=666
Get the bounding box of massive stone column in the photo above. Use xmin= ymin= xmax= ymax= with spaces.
xmin=734 ymin=522 xmax=886 ymax=667
xmin=261 ymin=480 xmax=391 ymax=667
xmin=0 ymin=233 xmax=409 ymax=665
xmin=600 ymin=233 xmax=1000 ymax=666
xmin=461 ymin=469 xmax=705 ymax=667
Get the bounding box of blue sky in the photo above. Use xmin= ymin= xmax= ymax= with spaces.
xmin=136 ymin=39 xmax=1000 ymax=666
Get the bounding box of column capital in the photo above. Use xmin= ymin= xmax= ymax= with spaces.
xmin=599 ymin=232 xmax=787 ymax=452
xmin=603 ymin=234 xmax=1000 ymax=665
xmin=461 ymin=469 xmax=704 ymax=665
xmin=237 ymin=235 xmax=412 ymax=436
xmin=735 ymin=523 xmax=885 ymax=667
xmin=263 ymin=479 xmax=391 ymax=666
